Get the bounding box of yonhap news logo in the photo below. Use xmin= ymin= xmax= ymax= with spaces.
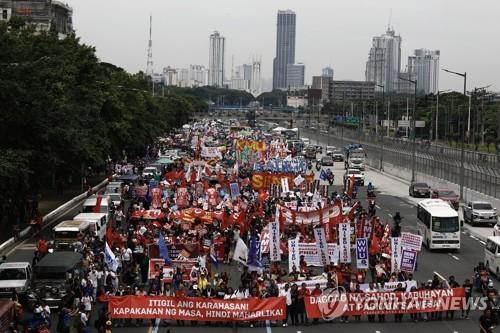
xmin=316 ymin=286 xmax=348 ymax=320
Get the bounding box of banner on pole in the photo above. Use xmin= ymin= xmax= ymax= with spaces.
xmin=391 ymin=237 xmax=402 ymax=272
xmin=269 ymin=220 xmax=280 ymax=262
xmin=339 ymin=223 xmax=351 ymax=263
xmin=356 ymin=238 xmax=369 ymax=269
xmin=288 ymin=238 xmax=300 ymax=272
xmin=281 ymin=177 xmax=290 ymax=193
xmin=401 ymin=232 xmax=423 ymax=252
xmin=313 ymin=228 xmax=330 ymax=266
xmin=400 ymin=249 xmax=417 ymax=272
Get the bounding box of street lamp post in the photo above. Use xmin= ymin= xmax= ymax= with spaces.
xmin=442 ymin=69 xmax=466 ymax=199
xmin=375 ymin=84 xmax=385 ymax=171
xmin=399 ymin=77 xmax=417 ymax=182
xmin=435 ymin=89 xmax=451 ymax=142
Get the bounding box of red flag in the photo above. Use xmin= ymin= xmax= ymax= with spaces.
xmin=93 ymin=196 xmax=103 ymax=213
xmin=347 ymin=201 xmax=360 ymax=221
xmin=106 ymin=221 xmax=114 ymax=247
xmin=204 ymin=165 xmax=212 ymax=177
xmin=369 ymin=233 xmax=380 ymax=254
xmin=329 ymin=202 xmax=344 ymax=225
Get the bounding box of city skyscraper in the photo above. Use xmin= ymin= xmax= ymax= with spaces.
xmin=286 ymin=63 xmax=305 ymax=88
xmin=365 ymin=27 xmax=402 ymax=92
xmin=272 ymin=9 xmax=296 ymax=90
xmin=407 ymin=49 xmax=440 ymax=94
xmin=208 ymin=31 xmax=225 ymax=87
xmin=322 ymin=66 xmax=334 ymax=78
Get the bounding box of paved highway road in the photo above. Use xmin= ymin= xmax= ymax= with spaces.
xmin=2 ymin=162 xmax=492 ymax=333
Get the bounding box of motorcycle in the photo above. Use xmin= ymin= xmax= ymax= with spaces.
xmin=368 ymin=199 xmax=376 ymax=216
xmin=367 ymin=189 xmax=376 ymax=198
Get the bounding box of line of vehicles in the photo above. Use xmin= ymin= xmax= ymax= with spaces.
xmin=0 ymin=182 xmax=121 ymax=312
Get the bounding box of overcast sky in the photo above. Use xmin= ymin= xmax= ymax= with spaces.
xmin=67 ymin=0 xmax=500 ymax=92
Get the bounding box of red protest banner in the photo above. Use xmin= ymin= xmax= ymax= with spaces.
xmin=109 ymin=296 xmax=286 ymax=321
xmin=305 ymin=287 xmax=465 ymax=319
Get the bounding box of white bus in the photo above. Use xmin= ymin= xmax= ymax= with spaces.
xmin=416 ymin=199 xmax=460 ymax=250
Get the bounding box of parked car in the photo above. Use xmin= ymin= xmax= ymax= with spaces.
xmin=331 ymin=150 xmax=344 ymax=162
xmin=0 ymin=262 xmax=32 ymax=302
xmin=409 ymin=182 xmax=431 ymax=198
xmin=431 ymin=189 xmax=459 ymax=210
xmin=344 ymin=169 xmax=365 ymax=186
xmin=28 ymin=252 xmax=83 ymax=308
xmin=321 ymin=155 xmax=334 ymax=166
xmin=463 ymin=201 xmax=497 ymax=226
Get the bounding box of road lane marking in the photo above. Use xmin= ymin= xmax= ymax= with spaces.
xmin=448 ymin=253 xmax=460 ymax=261
xmin=152 ymin=318 xmax=160 ymax=333
xmin=265 ymin=320 xmax=272 ymax=333
xmin=470 ymin=235 xmax=479 ymax=240
xmin=479 ymin=240 xmax=486 ymax=245
xmin=433 ymin=271 xmax=446 ymax=281
xmin=388 ymin=213 xmax=393 ymax=217
xmin=376 ymin=205 xmax=381 ymax=209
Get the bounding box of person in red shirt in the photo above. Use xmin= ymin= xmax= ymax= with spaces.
xmin=310 ymin=283 xmax=322 ymax=325
xmin=175 ymin=284 xmax=186 ymax=326
xmin=297 ymin=282 xmax=310 ymax=325
xmin=37 ymin=237 xmax=48 ymax=255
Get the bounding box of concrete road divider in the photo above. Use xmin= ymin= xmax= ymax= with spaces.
xmin=0 ymin=178 xmax=110 ymax=254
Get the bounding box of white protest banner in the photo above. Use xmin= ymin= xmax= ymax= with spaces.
xmin=294 ymin=175 xmax=305 ymax=186
xmin=313 ymin=228 xmax=330 ymax=266
xmin=288 ymin=238 xmax=300 ymax=272
xmin=277 ymin=278 xmax=328 ymax=293
xmin=233 ymin=238 xmax=248 ymax=265
xmin=356 ymin=238 xmax=369 ymax=269
xmin=297 ymin=243 xmax=339 ymax=266
xmin=390 ymin=237 xmax=402 ymax=272
xmin=339 ymin=223 xmax=351 ymax=263
xmin=281 ymin=177 xmax=290 ymax=193
xmin=269 ymin=219 xmax=280 ymax=262
xmin=401 ymin=232 xmax=423 ymax=252
xmin=358 ymin=280 xmax=417 ymax=292
xmin=201 ymin=146 xmax=222 ymax=159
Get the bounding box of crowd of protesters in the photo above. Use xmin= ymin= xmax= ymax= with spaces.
xmin=7 ymin=121 xmax=498 ymax=333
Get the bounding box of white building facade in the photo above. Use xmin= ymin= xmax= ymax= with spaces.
xmin=407 ymin=49 xmax=440 ymax=94
xmin=365 ymin=28 xmax=402 ymax=92
xmin=208 ymin=31 xmax=225 ymax=87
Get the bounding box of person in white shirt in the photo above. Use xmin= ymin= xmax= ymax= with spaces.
xmin=234 ymin=286 xmax=249 ymax=300
xmin=115 ymin=209 xmax=125 ymax=229
xmin=365 ymin=282 xmax=378 ymax=322
xmin=81 ymin=293 xmax=92 ymax=313
xmin=279 ymin=284 xmax=292 ymax=327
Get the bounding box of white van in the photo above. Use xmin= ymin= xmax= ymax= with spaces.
xmin=82 ymin=195 xmax=112 ymax=222
xmin=485 ymin=236 xmax=500 ymax=277
xmin=53 ymin=220 xmax=91 ymax=250
xmin=73 ymin=212 xmax=108 ymax=240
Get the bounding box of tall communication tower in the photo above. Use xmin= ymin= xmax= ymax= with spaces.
xmin=146 ymin=15 xmax=153 ymax=78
